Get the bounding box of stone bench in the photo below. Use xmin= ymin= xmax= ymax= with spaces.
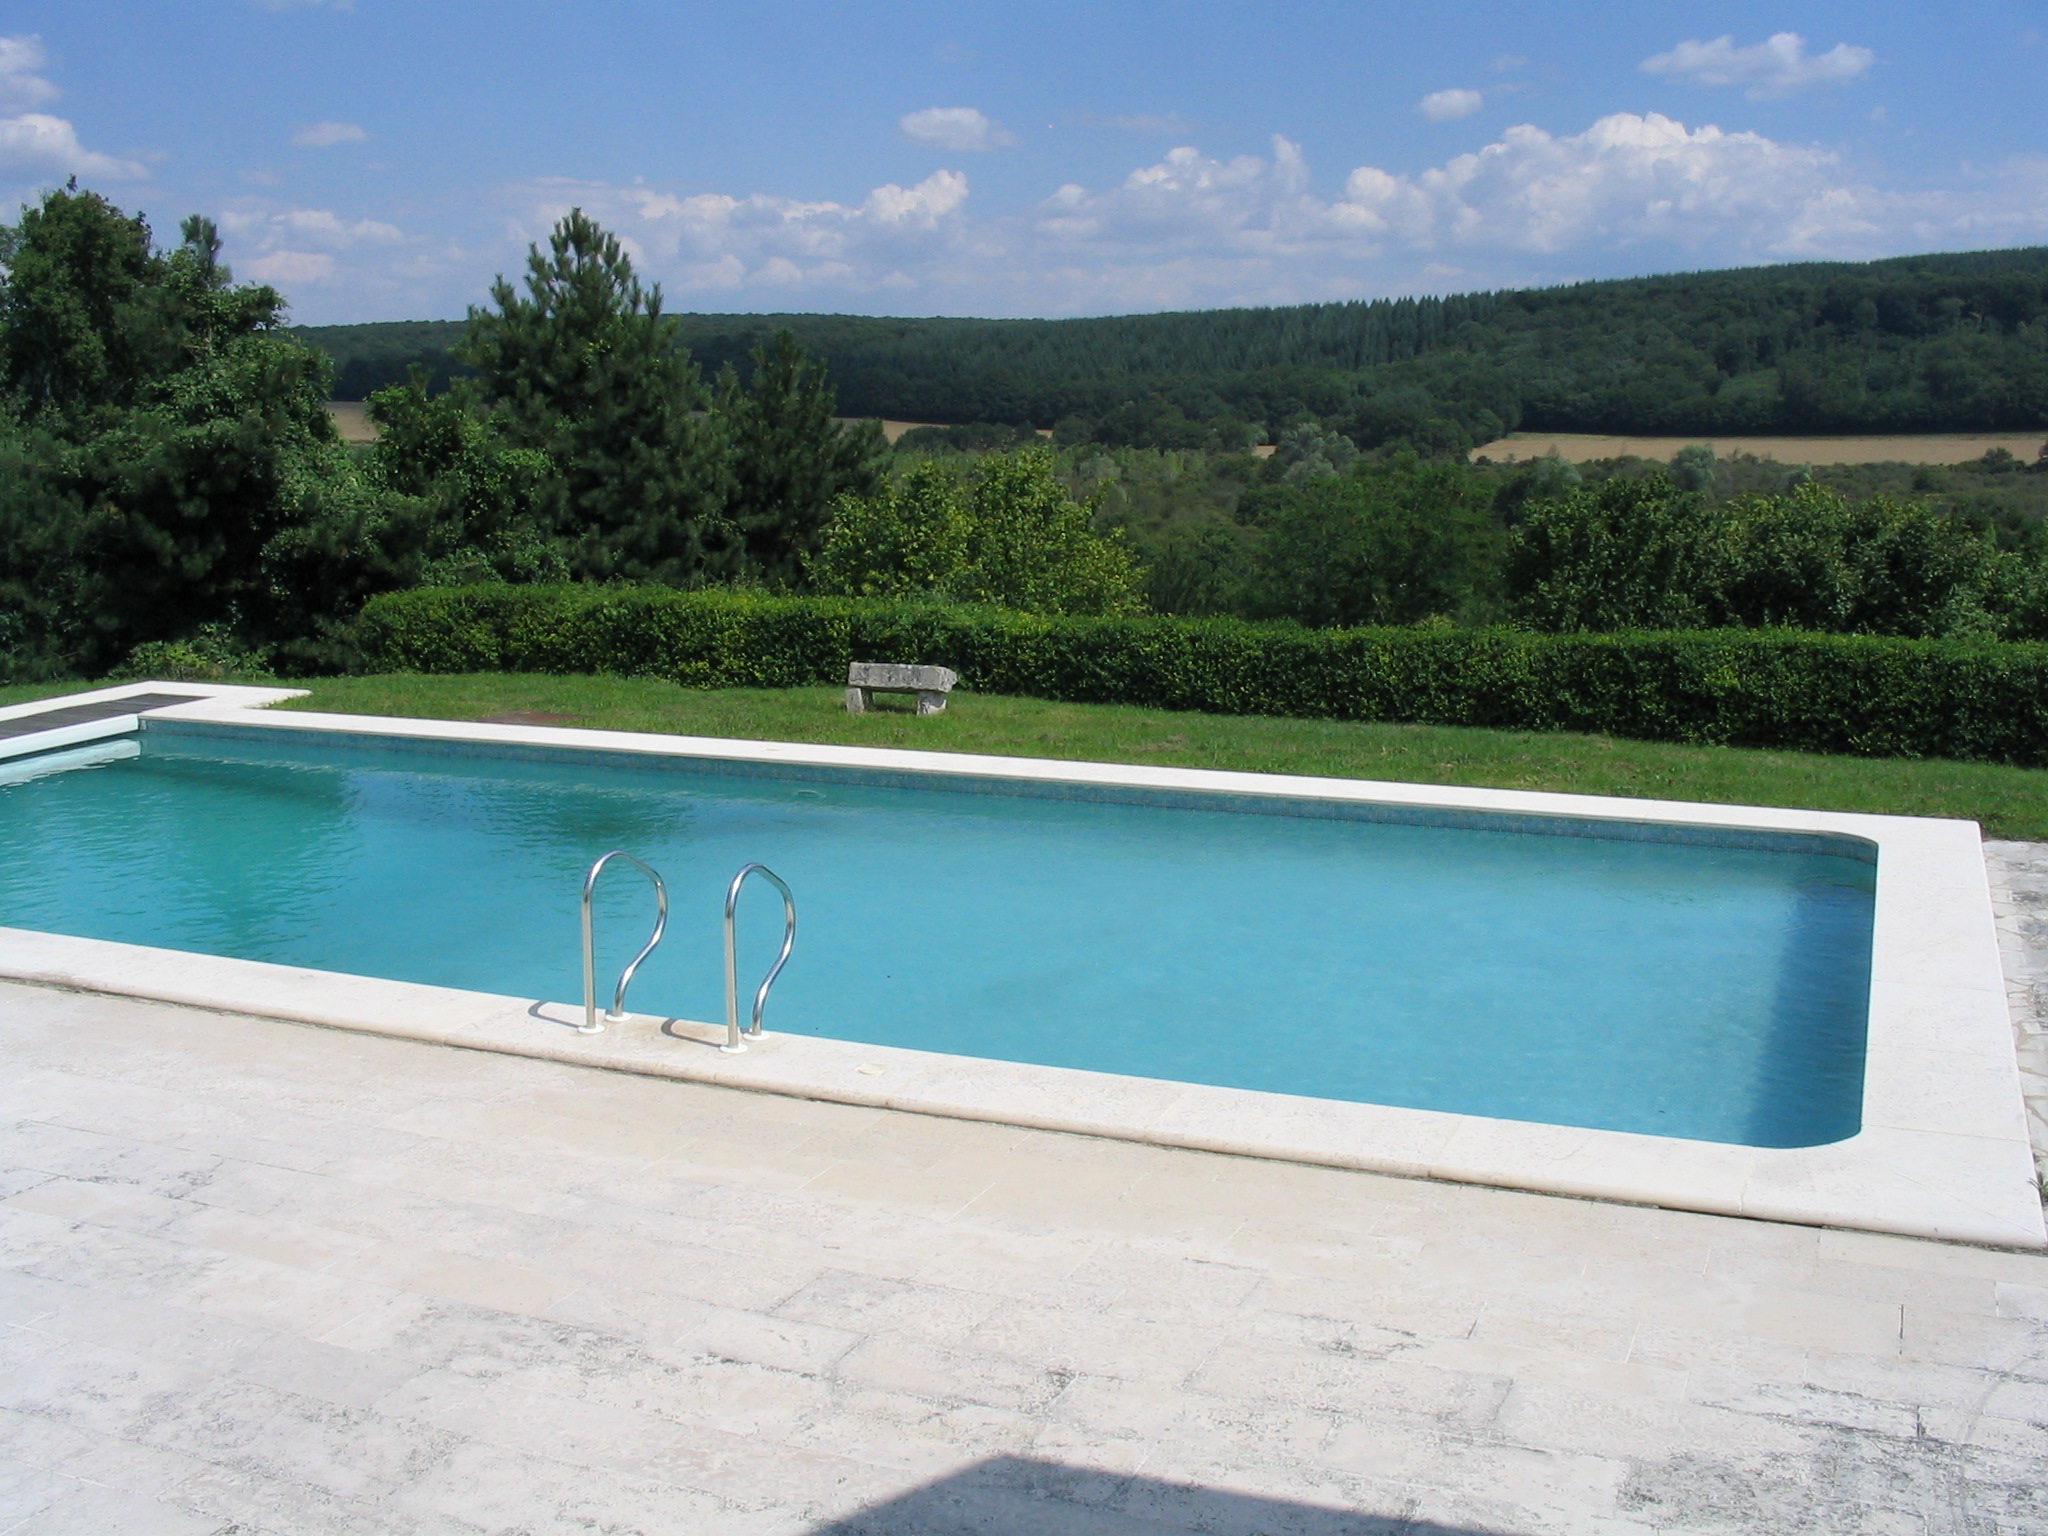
xmin=845 ymin=662 xmax=958 ymax=716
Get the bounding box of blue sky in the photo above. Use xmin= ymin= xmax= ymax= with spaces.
xmin=4 ymin=1 xmax=2045 ymax=323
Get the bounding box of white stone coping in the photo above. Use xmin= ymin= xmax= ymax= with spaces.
xmin=0 ymin=681 xmax=306 ymax=762
xmin=1 ymin=683 xmax=2041 ymax=1249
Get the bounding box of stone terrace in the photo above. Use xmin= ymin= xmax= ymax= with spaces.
xmin=2 ymin=979 xmax=2045 ymax=1535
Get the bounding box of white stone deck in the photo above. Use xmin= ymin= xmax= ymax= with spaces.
xmin=1985 ymin=842 xmax=2048 ymax=1191
xmin=3 ymin=979 xmax=2045 ymax=1535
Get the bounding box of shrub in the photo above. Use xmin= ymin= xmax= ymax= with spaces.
xmin=810 ymin=450 xmax=1143 ymax=616
xmin=355 ymin=584 xmax=2048 ymax=767
xmin=1508 ymin=475 xmax=2002 ymax=638
xmin=113 ymin=625 xmax=271 ymax=682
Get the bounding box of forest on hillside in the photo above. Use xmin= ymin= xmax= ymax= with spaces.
xmin=297 ymin=245 xmax=2048 ymax=452
xmin=9 ymin=184 xmax=2048 ymax=690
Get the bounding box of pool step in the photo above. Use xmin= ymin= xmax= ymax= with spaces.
xmin=722 ymin=863 xmax=797 ymax=1054
xmin=577 ymin=852 xmax=797 ymax=1054
xmin=579 ymin=851 xmax=668 ymax=1034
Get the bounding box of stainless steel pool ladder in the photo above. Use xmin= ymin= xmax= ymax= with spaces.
xmin=580 ymin=850 xmax=668 ymax=1033
xmin=721 ymin=863 xmax=796 ymax=1054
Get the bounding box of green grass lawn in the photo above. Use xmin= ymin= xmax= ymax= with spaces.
xmin=255 ymin=671 xmax=2048 ymax=838
xmin=0 ymin=679 xmax=114 ymax=709
xmin=13 ymin=670 xmax=2048 ymax=836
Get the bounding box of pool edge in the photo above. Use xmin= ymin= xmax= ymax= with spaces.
xmin=3 ymin=686 xmax=2040 ymax=1250
xmin=1 ymin=930 xmax=2037 ymax=1248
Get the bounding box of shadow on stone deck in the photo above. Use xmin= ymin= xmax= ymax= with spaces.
xmin=810 ymin=1456 xmax=1504 ymax=1535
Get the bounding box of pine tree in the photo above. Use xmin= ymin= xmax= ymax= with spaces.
xmin=0 ymin=185 xmax=397 ymax=674
xmin=460 ymin=210 xmax=730 ymax=584
xmin=716 ymin=329 xmax=885 ymax=587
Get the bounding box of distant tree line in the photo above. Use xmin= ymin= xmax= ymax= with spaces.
xmin=0 ymin=190 xmax=904 ymax=676
xmin=0 ymin=191 xmax=1146 ymax=680
xmin=6 ymin=184 xmax=2048 ymax=688
xmin=298 ymin=245 xmax=2048 ymax=456
xmin=1025 ymin=434 xmax=2048 ymax=639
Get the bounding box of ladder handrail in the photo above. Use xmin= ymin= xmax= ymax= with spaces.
xmin=581 ymin=850 xmax=668 ymax=1034
xmin=722 ymin=863 xmax=796 ymax=1053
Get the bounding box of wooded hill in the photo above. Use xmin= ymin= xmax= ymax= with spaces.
xmin=296 ymin=246 xmax=2048 ymax=448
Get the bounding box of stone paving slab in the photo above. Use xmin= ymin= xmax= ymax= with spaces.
xmin=1982 ymin=841 xmax=2048 ymax=1191
xmin=2 ymin=981 xmax=2046 ymax=1534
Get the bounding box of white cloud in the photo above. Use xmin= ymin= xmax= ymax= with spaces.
xmin=215 ymin=201 xmax=469 ymax=317
xmin=1419 ymin=89 xmax=1484 ymax=122
xmin=0 ymin=34 xmax=59 ymax=111
xmin=299 ymin=112 xmax=2048 ymax=322
xmin=223 ymin=207 xmax=399 ymax=290
xmin=246 ymin=250 xmax=334 ymax=284
xmin=1641 ymin=33 xmax=1875 ymax=98
xmin=899 ymin=106 xmax=1016 ymax=152
xmin=0 ymin=113 xmax=147 ymax=181
xmin=0 ymin=34 xmax=148 ymax=184
xmin=222 ymin=206 xmax=402 ymax=249
xmin=1332 ymin=112 xmax=1870 ymax=255
xmin=1017 ymin=114 xmax=2048 ymax=307
xmin=291 ymin=120 xmax=367 ymax=148
xmin=496 ymin=168 xmax=974 ymax=304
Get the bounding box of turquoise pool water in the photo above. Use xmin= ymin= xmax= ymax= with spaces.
xmin=0 ymin=725 xmax=1875 ymax=1146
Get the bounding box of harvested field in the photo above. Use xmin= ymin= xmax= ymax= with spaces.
xmin=323 ymin=401 xmax=376 ymax=443
xmin=328 ymin=406 xmax=931 ymax=445
xmin=1473 ymin=431 xmax=2047 ymax=466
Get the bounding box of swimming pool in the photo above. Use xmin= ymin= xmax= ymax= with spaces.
xmin=1 ymin=720 xmax=1876 ymax=1147
xmin=0 ymin=687 xmax=2037 ymax=1247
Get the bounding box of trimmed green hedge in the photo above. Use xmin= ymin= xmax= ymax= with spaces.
xmin=355 ymin=584 xmax=2048 ymax=766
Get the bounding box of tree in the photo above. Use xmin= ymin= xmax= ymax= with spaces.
xmin=1717 ymin=485 xmax=1996 ymax=637
xmin=0 ymin=180 xmax=167 ymax=420
xmin=1266 ymin=421 xmax=1358 ymax=485
xmin=0 ymin=186 xmax=409 ymax=675
xmin=1252 ymin=462 xmax=1498 ymax=627
xmin=1669 ymin=443 xmax=1718 ymax=494
xmin=0 ymin=420 xmax=91 ymax=676
xmin=953 ymin=450 xmax=1144 ymax=615
xmin=364 ymin=370 xmax=563 ymax=585
xmin=811 ymin=450 xmax=1144 ymax=616
xmin=715 ymin=329 xmax=885 ymax=587
xmin=459 ymin=209 xmax=730 ymax=584
xmin=1507 ymin=475 xmax=2002 ymax=637
xmin=1143 ymin=522 xmax=1256 ymax=617
xmin=1506 ymin=476 xmax=1717 ymax=632
xmin=807 ymin=461 xmax=970 ymax=601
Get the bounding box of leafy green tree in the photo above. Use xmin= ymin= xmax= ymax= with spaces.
xmin=894 ymin=421 xmax=1041 ymax=453
xmin=1506 ymin=476 xmax=1717 ymax=632
xmin=460 ymin=209 xmax=730 ymax=584
xmin=1266 ymin=421 xmax=1358 ymax=485
xmin=1253 ymin=462 xmax=1498 ymax=626
xmin=1492 ymin=452 xmax=1582 ymax=522
xmin=1508 ymin=475 xmax=2001 ymax=637
xmin=1669 ymin=443 xmax=1718 ymax=494
xmin=954 ymin=450 xmax=1144 ymax=614
xmin=715 ymin=328 xmax=885 ymax=587
xmin=0 ymin=180 xmax=167 ymax=419
xmin=1142 ymin=522 xmax=1257 ymax=617
xmin=811 ymin=450 xmax=1144 ymax=615
xmin=1717 ymin=485 xmax=1996 ymax=637
xmin=0 ymin=420 xmax=90 ymax=676
xmin=0 ymin=186 xmax=412 ymax=675
xmin=364 ymin=370 xmax=564 ymax=584
xmin=807 ymin=461 xmax=971 ymax=600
